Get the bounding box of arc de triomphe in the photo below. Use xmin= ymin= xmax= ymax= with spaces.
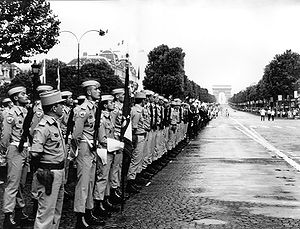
xmin=212 ymin=85 xmax=232 ymax=104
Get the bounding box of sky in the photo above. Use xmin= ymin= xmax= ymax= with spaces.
xmin=25 ymin=0 xmax=300 ymax=94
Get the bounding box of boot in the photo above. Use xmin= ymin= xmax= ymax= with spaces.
xmin=126 ymin=180 xmax=140 ymax=194
xmin=85 ymin=209 xmax=105 ymax=226
xmin=75 ymin=213 xmax=90 ymax=229
xmin=14 ymin=208 xmax=32 ymax=226
xmin=3 ymin=213 xmax=17 ymax=229
xmin=93 ymin=200 xmax=111 ymax=218
xmin=28 ymin=199 xmax=38 ymax=223
xmin=110 ymin=188 xmax=122 ymax=204
xmin=103 ymin=196 xmax=120 ymax=212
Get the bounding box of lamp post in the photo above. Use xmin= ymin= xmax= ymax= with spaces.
xmin=31 ymin=60 xmax=41 ymax=101
xmin=60 ymin=29 xmax=107 ymax=83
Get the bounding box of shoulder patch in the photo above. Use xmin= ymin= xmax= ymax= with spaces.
xmin=79 ymin=111 xmax=86 ymax=118
xmin=39 ymin=119 xmax=47 ymax=126
xmin=36 ymin=111 xmax=43 ymax=118
xmin=6 ymin=116 xmax=14 ymax=124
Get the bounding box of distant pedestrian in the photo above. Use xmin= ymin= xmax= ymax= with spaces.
xmin=271 ymin=109 xmax=275 ymax=121
xmin=260 ymin=108 xmax=266 ymax=121
xmin=267 ymin=108 xmax=271 ymax=121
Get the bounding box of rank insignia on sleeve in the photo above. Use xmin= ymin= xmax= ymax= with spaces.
xmin=36 ymin=111 xmax=42 ymax=118
xmin=6 ymin=116 xmax=13 ymax=124
xmin=79 ymin=111 xmax=86 ymax=118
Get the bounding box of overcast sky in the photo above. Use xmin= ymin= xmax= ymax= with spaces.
xmin=30 ymin=0 xmax=300 ymax=94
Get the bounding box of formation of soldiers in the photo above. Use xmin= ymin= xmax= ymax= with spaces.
xmin=0 ymin=80 xmax=212 ymax=229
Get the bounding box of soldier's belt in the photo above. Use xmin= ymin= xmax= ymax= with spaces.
xmin=134 ymin=132 xmax=146 ymax=137
xmin=39 ymin=161 xmax=65 ymax=170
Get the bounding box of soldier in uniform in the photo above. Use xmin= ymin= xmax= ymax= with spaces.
xmin=93 ymin=94 xmax=116 ymax=217
xmin=109 ymin=88 xmax=125 ymax=203
xmin=60 ymin=91 xmax=74 ymax=197
xmin=28 ymin=84 xmax=53 ymax=223
xmin=1 ymin=86 xmax=30 ymax=229
xmin=30 ymin=90 xmax=66 ymax=229
xmin=126 ymin=92 xmax=147 ymax=193
xmin=72 ymin=80 xmax=105 ymax=228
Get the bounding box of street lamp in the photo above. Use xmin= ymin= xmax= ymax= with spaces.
xmin=60 ymin=29 xmax=107 ymax=82
xmin=31 ymin=60 xmax=41 ymax=101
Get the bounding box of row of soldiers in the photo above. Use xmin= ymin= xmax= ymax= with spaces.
xmin=0 ymin=80 xmax=211 ymax=229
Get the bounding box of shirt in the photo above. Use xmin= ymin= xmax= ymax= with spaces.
xmin=0 ymin=105 xmax=27 ymax=149
xmin=31 ymin=115 xmax=65 ymax=164
xmin=72 ymin=99 xmax=97 ymax=143
xmin=131 ymin=104 xmax=145 ymax=135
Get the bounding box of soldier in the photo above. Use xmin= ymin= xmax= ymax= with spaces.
xmin=126 ymin=92 xmax=147 ymax=193
xmin=109 ymin=88 xmax=125 ymax=203
xmin=72 ymin=80 xmax=105 ymax=228
xmin=60 ymin=91 xmax=74 ymax=197
xmin=30 ymin=90 xmax=66 ymax=229
xmin=1 ymin=86 xmax=30 ymax=229
xmin=28 ymin=84 xmax=53 ymax=223
xmin=93 ymin=94 xmax=116 ymax=217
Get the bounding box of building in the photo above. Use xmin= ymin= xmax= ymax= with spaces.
xmin=67 ymin=50 xmax=140 ymax=90
xmin=0 ymin=63 xmax=21 ymax=85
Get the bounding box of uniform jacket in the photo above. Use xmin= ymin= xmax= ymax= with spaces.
xmin=31 ymin=115 xmax=66 ymax=164
xmin=0 ymin=105 xmax=27 ymax=150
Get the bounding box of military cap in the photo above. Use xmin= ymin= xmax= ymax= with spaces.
xmin=112 ymin=88 xmax=124 ymax=95
xmin=134 ymin=92 xmax=146 ymax=99
xmin=77 ymin=95 xmax=86 ymax=100
xmin=163 ymin=98 xmax=168 ymax=103
xmin=81 ymin=80 xmax=100 ymax=88
xmin=8 ymin=86 xmax=26 ymax=96
xmin=61 ymin=91 xmax=72 ymax=97
xmin=36 ymin=85 xmax=53 ymax=92
xmin=73 ymin=99 xmax=78 ymax=104
xmin=101 ymin=95 xmax=114 ymax=101
xmin=143 ymin=90 xmax=154 ymax=96
xmin=40 ymin=90 xmax=65 ymax=106
xmin=158 ymin=95 xmax=164 ymax=100
xmin=174 ymin=98 xmax=181 ymax=103
xmin=153 ymin=93 xmax=159 ymax=97
xmin=171 ymin=101 xmax=177 ymax=106
xmin=2 ymin=98 xmax=12 ymax=103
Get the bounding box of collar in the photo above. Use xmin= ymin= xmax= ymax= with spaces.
xmin=43 ymin=115 xmax=57 ymax=125
xmin=102 ymin=110 xmax=110 ymax=118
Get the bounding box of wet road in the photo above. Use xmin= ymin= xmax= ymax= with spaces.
xmin=2 ymin=106 xmax=300 ymax=228
xmin=101 ymin=106 xmax=300 ymax=228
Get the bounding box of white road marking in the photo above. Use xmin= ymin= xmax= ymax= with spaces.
xmin=287 ymin=126 xmax=297 ymax=129
xmin=273 ymin=126 xmax=282 ymax=129
xmin=231 ymin=117 xmax=300 ymax=172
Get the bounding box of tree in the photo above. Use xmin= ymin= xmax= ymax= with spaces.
xmin=0 ymin=0 xmax=60 ymax=63
xmin=143 ymin=44 xmax=185 ymax=98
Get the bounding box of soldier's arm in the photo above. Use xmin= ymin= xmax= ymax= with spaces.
xmin=131 ymin=108 xmax=139 ymax=132
xmin=98 ymin=121 xmax=107 ymax=147
xmin=72 ymin=109 xmax=88 ymax=145
xmin=0 ymin=112 xmax=14 ymax=151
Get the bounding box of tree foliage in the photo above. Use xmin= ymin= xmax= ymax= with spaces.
xmin=0 ymin=0 xmax=60 ymax=63
xmin=143 ymin=44 xmax=214 ymax=102
xmin=230 ymin=49 xmax=300 ymax=104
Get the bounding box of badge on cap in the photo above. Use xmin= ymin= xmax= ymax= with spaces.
xmin=6 ymin=116 xmax=13 ymax=124
xmin=79 ymin=111 xmax=86 ymax=118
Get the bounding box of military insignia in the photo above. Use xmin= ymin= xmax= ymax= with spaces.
xmin=36 ymin=111 xmax=42 ymax=118
xmin=19 ymin=120 xmax=22 ymax=124
xmin=54 ymin=133 xmax=59 ymax=137
xmin=88 ymin=115 xmax=93 ymax=119
xmin=6 ymin=116 xmax=13 ymax=124
xmin=79 ymin=111 xmax=86 ymax=118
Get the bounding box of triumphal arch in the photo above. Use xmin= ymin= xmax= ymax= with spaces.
xmin=212 ymin=85 xmax=232 ymax=104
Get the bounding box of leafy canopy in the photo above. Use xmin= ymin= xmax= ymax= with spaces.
xmin=0 ymin=0 xmax=60 ymax=63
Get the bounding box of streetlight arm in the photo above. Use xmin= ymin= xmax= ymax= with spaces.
xmin=79 ymin=29 xmax=104 ymax=42
xmin=60 ymin=30 xmax=79 ymax=43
